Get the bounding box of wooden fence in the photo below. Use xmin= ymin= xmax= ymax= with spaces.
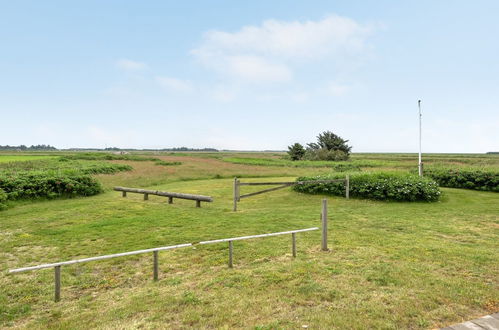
xmin=9 ymin=228 xmax=319 ymax=302
xmin=233 ymin=176 xmax=349 ymax=211
xmin=114 ymin=186 xmax=213 ymax=207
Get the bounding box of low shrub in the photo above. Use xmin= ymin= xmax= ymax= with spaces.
xmin=0 ymin=173 xmax=102 ymax=200
xmin=423 ymin=168 xmax=498 ymax=192
xmin=293 ymin=172 xmax=441 ymax=202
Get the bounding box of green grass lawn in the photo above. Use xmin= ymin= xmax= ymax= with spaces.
xmin=1 ymin=173 xmax=498 ymax=328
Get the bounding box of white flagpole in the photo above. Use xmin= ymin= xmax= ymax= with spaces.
xmin=418 ymin=100 xmax=422 ymax=176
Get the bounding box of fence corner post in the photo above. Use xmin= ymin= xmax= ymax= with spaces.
xmin=292 ymin=233 xmax=297 ymax=257
xmin=345 ymin=175 xmax=350 ymax=199
xmin=321 ymin=199 xmax=329 ymax=251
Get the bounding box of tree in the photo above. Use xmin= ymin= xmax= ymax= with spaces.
xmin=307 ymin=131 xmax=351 ymax=154
xmin=287 ymin=143 xmax=306 ymax=160
xmin=305 ymin=131 xmax=352 ymax=161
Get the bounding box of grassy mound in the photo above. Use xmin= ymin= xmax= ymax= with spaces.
xmin=294 ymin=172 xmax=441 ymax=202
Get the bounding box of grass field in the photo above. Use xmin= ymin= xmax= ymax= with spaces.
xmin=0 ymin=155 xmax=57 ymax=163
xmin=1 ymin=152 xmax=498 ymax=329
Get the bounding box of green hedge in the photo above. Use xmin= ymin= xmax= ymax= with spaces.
xmin=293 ymin=172 xmax=441 ymax=202
xmin=423 ymin=168 xmax=498 ymax=192
xmin=0 ymin=173 xmax=102 ymax=200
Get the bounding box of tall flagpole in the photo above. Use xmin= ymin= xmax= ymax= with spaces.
xmin=418 ymin=100 xmax=422 ymax=176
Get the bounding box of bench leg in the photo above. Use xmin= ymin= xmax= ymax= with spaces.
xmin=122 ymin=191 xmax=126 ymax=197
xmin=144 ymin=193 xmax=148 ymax=201
xmin=168 ymin=197 xmax=173 ymax=204
xmin=196 ymin=200 xmax=201 ymax=208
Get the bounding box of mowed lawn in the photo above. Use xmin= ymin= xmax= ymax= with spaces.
xmin=1 ymin=174 xmax=498 ymax=329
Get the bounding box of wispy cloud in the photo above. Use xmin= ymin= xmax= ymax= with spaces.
xmin=116 ymin=59 xmax=148 ymax=71
xmin=191 ymin=14 xmax=374 ymax=83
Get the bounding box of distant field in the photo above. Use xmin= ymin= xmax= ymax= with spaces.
xmin=0 ymin=151 xmax=497 ymax=329
xmin=0 ymin=155 xmax=57 ymax=163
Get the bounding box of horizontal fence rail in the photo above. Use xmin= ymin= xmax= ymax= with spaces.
xmin=8 ymin=227 xmax=320 ymax=301
xmin=114 ymin=186 xmax=213 ymax=207
xmin=9 ymin=243 xmax=192 ymax=274
xmin=200 ymin=227 xmax=319 ymax=268
xmin=199 ymin=227 xmax=319 ymax=244
xmin=233 ymin=176 xmax=349 ymax=211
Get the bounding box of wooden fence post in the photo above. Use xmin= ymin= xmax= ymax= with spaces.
xmin=122 ymin=191 xmax=127 ymax=197
xmin=54 ymin=266 xmax=61 ymax=302
xmin=143 ymin=193 xmax=149 ymax=201
xmin=168 ymin=197 xmax=173 ymax=204
xmin=345 ymin=175 xmax=350 ymax=199
xmin=321 ymin=199 xmax=329 ymax=251
xmin=233 ymin=178 xmax=239 ymax=212
xmin=153 ymin=251 xmax=159 ymax=281
xmin=292 ymin=233 xmax=297 ymax=257
xmin=196 ymin=200 xmax=201 ymax=208
xmin=228 ymin=241 xmax=233 ymax=268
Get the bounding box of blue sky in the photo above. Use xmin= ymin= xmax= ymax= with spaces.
xmin=1 ymin=1 xmax=498 ymax=152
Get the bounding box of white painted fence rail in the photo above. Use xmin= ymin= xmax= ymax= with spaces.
xmin=199 ymin=227 xmax=319 ymax=268
xmin=8 ymin=227 xmax=320 ymax=302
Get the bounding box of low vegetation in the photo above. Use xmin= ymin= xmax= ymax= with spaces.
xmin=0 ymin=151 xmax=497 ymax=328
xmin=288 ymin=130 xmax=352 ymax=161
xmin=294 ymin=172 xmax=441 ymax=202
xmin=423 ymin=167 xmax=499 ymax=192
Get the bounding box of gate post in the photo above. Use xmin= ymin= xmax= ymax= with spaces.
xmin=321 ymin=199 xmax=329 ymax=251
xmin=233 ymin=178 xmax=239 ymax=212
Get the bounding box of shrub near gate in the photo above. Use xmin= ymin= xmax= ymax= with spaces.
xmin=294 ymin=172 xmax=441 ymax=202
xmin=423 ymin=168 xmax=499 ymax=192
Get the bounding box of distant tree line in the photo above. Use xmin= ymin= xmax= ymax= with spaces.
xmin=0 ymin=144 xmax=57 ymax=151
xmin=288 ymin=131 xmax=352 ymax=161
xmin=103 ymin=147 xmax=218 ymax=152
xmin=486 ymin=152 xmax=499 ymax=154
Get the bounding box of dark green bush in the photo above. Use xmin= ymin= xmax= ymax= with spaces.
xmin=294 ymin=172 xmax=441 ymax=202
xmin=423 ymin=168 xmax=498 ymax=192
xmin=304 ymin=149 xmax=349 ymax=161
xmin=0 ymin=173 xmax=102 ymax=200
xmin=154 ymin=160 xmax=182 ymax=166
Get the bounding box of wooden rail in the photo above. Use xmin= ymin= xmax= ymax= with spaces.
xmin=8 ymin=227 xmax=320 ymax=301
xmin=233 ymin=176 xmax=349 ymax=211
xmin=114 ymin=186 xmax=213 ymax=207
xmin=9 ymin=243 xmax=192 ymax=301
xmin=199 ymin=227 xmax=319 ymax=267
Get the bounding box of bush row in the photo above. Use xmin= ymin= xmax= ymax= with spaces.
xmin=293 ymin=172 xmax=441 ymax=202
xmin=0 ymin=173 xmax=102 ymax=200
xmin=422 ymin=168 xmax=499 ymax=192
xmin=0 ymin=188 xmax=7 ymax=210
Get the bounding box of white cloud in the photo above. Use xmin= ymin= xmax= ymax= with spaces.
xmin=191 ymin=14 xmax=374 ymax=83
xmin=116 ymin=59 xmax=148 ymax=71
xmin=156 ymin=76 xmax=193 ymax=93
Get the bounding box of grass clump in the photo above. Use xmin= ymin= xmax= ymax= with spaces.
xmin=423 ymin=167 xmax=499 ymax=192
xmin=60 ymin=152 xmax=160 ymax=162
xmin=294 ymin=172 xmax=441 ymax=201
xmin=154 ymin=160 xmax=182 ymax=166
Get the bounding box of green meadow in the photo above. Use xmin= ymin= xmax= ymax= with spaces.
xmin=0 ymin=152 xmax=498 ymax=329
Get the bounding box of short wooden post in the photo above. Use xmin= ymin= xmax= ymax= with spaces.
xmin=168 ymin=197 xmax=173 ymax=204
xmin=54 ymin=266 xmax=61 ymax=302
xmin=345 ymin=175 xmax=350 ymax=199
xmin=321 ymin=199 xmax=329 ymax=251
xmin=196 ymin=200 xmax=201 ymax=208
xmin=122 ymin=191 xmax=127 ymax=197
xmin=233 ymin=178 xmax=239 ymax=211
xmin=153 ymin=251 xmax=159 ymax=281
xmin=143 ymin=193 xmax=149 ymax=201
xmin=228 ymin=241 xmax=233 ymax=268
xmin=292 ymin=233 xmax=297 ymax=257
